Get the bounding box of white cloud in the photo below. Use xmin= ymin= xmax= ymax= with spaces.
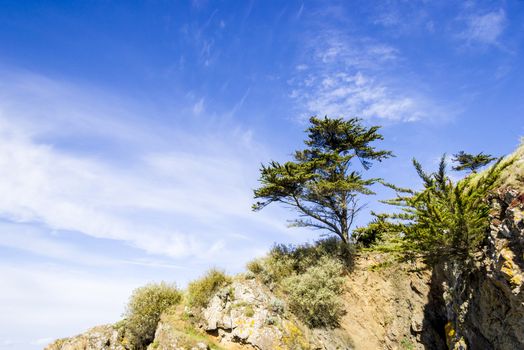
xmin=308 ymin=32 xmax=399 ymax=70
xmin=0 ymin=222 xmax=187 ymax=269
xmin=460 ymin=9 xmax=506 ymax=45
xmin=0 ymin=70 xmax=292 ymax=262
xmin=292 ymin=71 xmax=432 ymax=122
xmin=291 ymin=30 xmax=446 ymax=123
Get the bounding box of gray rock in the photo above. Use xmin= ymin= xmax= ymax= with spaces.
xmin=440 ymin=189 xmax=524 ymax=350
xmin=44 ymin=325 xmax=126 ymax=350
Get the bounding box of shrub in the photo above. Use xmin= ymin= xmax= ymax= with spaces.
xmin=283 ymin=256 xmax=345 ymax=328
xmin=124 ymin=282 xmax=182 ymax=350
xmin=246 ymin=259 xmax=264 ymax=274
xmin=246 ymin=237 xmax=354 ymax=287
xmin=187 ymin=268 xmax=231 ymax=308
xmin=246 ymin=253 xmax=294 ymax=286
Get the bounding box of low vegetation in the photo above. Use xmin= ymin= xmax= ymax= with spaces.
xmin=283 ymin=256 xmax=346 ymax=328
xmin=123 ymin=282 xmax=182 ymax=350
xmin=246 ymin=237 xmax=349 ymax=328
xmin=247 ymin=237 xmax=353 ymax=285
xmin=187 ymin=268 xmax=231 ymax=308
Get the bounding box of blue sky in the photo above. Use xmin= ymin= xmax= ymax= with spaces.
xmin=0 ymin=1 xmax=523 ymax=348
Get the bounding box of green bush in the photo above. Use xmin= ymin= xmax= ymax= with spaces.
xmin=246 ymin=259 xmax=264 ymax=274
xmin=283 ymin=256 xmax=345 ymax=328
xmin=124 ymin=282 xmax=182 ymax=350
xmin=246 ymin=238 xmax=354 ymax=287
xmin=187 ymin=268 xmax=231 ymax=308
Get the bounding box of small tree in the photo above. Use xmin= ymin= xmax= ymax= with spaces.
xmin=452 ymin=151 xmax=495 ymax=174
xmin=253 ymin=116 xmax=392 ymax=244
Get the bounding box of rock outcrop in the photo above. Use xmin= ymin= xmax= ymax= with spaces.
xmin=339 ymin=255 xmax=445 ymax=350
xmin=199 ymin=279 xmax=285 ymax=349
xmin=45 ymin=259 xmax=438 ymax=350
xmin=440 ymin=188 xmax=524 ymax=350
xmin=44 ymin=325 xmax=126 ymax=350
xmin=45 ymin=147 xmax=524 ymax=350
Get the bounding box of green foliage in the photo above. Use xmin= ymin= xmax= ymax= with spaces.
xmin=244 ymin=305 xmax=255 ymax=317
xmin=247 ymin=253 xmax=294 ymax=286
xmin=246 ymin=239 xmax=348 ymax=328
xmin=270 ymin=297 xmax=285 ymax=314
xmin=452 ymin=151 xmax=496 ymax=174
xmin=246 ymin=237 xmax=353 ymax=286
xmin=246 ymin=259 xmax=264 ymax=274
xmin=354 ymin=216 xmax=389 ymax=247
xmin=400 ymin=338 xmax=415 ymax=350
xmin=283 ymin=256 xmax=346 ymax=328
xmin=272 ymin=237 xmax=354 ymax=271
xmin=381 ymin=154 xmax=511 ymax=264
xmin=123 ymin=282 xmax=182 ymax=350
xmin=187 ymin=268 xmax=231 ymax=308
xmin=253 ymin=116 xmax=392 ymax=243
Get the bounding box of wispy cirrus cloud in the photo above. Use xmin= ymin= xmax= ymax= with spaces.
xmin=0 ymin=68 xmax=306 ymax=349
xmin=290 ymin=29 xmax=449 ymax=123
xmin=291 ymin=72 xmax=426 ymax=122
xmin=459 ymin=8 xmax=506 ymax=46
xmin=0 ymin=64 xmax=333 ymax=349
xmin=0 ymin=69 xmax=291 ymax=263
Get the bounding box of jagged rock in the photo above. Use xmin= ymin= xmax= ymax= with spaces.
xmin=200 ymin=279 xmax=289 ymax=349
xmin=341 ymin=255 xmax=443 ymax=350
xmin=44 ymin=325 xmax=126 ymax=350
xmin=439 ymin=188 xmax=524 ymax=350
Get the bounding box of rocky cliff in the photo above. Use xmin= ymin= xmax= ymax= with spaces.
xmin=44 ymin=197 xmax=524 ymax=350
xmin=46 ymin=146 xmax=524 ymax=350
xmin=45 ymin=255 xmax=440 ymax=350
xmin=437 ymin=187 xmax=524 ymax=350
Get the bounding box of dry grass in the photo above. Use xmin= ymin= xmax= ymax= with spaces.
xmin=466 ymin=140 xmax=524 ymax=191
xmin=495 ymin=139 xmax=524 ymax=190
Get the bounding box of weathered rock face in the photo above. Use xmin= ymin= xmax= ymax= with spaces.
xmin=148 ymin=320 xmax=210 ymax=350
xmin=195 ymin=278 xmax=352 ymax=350
xmin=44 ymin=262 xmax=441 ymax=350
xmin=441 ymin=188 xmax=524 ymax=350
xmin=339 ymin=255 xmax=445 ymax=350
xmin=44 ymin=188 xmax=524 ymax=350
xmin=200 ymin=279 xmax=284 ymax=349
xmin=44 ymin=325 xmax=126 ymax=350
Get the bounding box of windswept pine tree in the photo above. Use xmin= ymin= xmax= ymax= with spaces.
xmin=253 ymin=116 xmax=392 ymax=244
xmin=452 ymin=151 xmax=496 ymax=174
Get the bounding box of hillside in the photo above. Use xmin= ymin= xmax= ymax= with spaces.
xmin=45 ymin=253 xmax=440 ymax=350
xmin=45 ymin=143 xmax=524 ymax=350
